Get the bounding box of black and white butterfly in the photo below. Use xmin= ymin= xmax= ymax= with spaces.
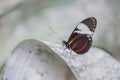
xmin=62 ymin=17 xmax=97 ymax=54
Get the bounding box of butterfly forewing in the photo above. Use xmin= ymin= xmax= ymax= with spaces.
xmin=68 ymin=17 xmax=97 ymax=54
xmin=81 ymin=17 xmax=96 ymax=32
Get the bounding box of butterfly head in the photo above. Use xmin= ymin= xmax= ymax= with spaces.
xmin=62 ymin=40 xmax=71 ymax=49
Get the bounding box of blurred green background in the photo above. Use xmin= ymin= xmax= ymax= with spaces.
xmin=0 ymin=0 xmax=120 ymax=66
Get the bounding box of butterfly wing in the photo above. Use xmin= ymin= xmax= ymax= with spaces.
xmin=68 ymin=17 xmax=97 ymax=54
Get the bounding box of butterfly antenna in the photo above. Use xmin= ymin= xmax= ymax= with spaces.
xmin=48 ymin=34 xmax=62 ymax=41
xmin=49 ymin=27 xmax=64 ymax=41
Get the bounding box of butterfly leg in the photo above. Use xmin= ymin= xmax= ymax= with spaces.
xmin=69 ymin=49 xmax=75 ymax=60
xmin=59 ymin=47 xmax=67 ymax=58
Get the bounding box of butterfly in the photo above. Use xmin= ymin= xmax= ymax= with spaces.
xmin=62 ymin=17 xmax=97 ymax=54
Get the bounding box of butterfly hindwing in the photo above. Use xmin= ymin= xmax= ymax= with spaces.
xmin=68 ymin=17 xmax=97 ymax=54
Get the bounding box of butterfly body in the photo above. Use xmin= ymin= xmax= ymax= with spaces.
xmin=62 ymin=17 xmax=97 ymax=54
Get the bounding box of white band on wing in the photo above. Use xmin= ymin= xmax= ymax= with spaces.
xmin=74 ymin=23 xmax=93 ymax=36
